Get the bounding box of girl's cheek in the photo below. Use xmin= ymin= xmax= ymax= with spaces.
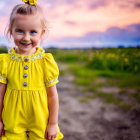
xmin=33 ymin=36 xmax=40 ymax=42
xmin=13 ymin=34 xmax=22 ymax=40
xmin=31 ymin=39 xmax=39 ymax=46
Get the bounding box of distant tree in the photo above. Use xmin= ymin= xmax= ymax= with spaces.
xmin=136 ymin=45 xmax=140 ymax=48
xmin=118 ymin=45 xmax=125 ymax=48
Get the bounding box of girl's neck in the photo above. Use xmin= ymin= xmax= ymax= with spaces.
xmin=15 ymin=47 xmax=37 ymax=56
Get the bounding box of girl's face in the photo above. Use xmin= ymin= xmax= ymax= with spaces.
xmin=11 ymin=13 xmax=45 ymax=55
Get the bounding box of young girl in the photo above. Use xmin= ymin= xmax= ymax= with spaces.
xmin=0 ymin=0 xmax=64 ymax=140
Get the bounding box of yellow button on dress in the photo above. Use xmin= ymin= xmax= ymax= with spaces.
xmin=0 ymin=47 xmax=64 ymax=140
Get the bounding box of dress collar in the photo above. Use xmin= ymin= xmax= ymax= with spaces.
xmin=8 ymin=46 xmax=45 ymax=62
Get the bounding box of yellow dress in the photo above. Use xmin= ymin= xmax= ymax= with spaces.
xmin=0 ymin=46 xmax=64 ymax=140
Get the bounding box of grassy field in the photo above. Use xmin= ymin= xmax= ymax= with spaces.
xmin=46 ymin=47 xmax=140 ymax=106
xmin=46 ymin=47 xmax=140 ymax=89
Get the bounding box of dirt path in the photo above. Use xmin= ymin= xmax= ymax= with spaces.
xmin=57 ymin=63 xmax=140 ymax=140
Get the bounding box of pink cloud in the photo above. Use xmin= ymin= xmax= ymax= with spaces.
xmin=39 ymin=0 xmax=140 ymax=40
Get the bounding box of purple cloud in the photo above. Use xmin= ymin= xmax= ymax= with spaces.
xmin=89 ymin=1 xmax=108 ymax=9
xmin=57 ymin=24 xmax=140 ymax=46
xmin=135 ymin=3 xmax=140 ymax=8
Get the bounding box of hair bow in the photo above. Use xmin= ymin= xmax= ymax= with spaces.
xmin=22 ymin=0 xmax=37 ymax=5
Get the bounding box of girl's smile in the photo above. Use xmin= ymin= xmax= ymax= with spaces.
xmin=11 ymin=13 xmax=45 ymax=55
xmin=19 ymin=41 xmax=32 ymax=48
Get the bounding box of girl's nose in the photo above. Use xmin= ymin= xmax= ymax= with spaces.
xmin=23 ymin=33 xmax=30 ymax=41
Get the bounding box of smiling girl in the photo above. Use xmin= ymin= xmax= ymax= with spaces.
xmin=0 ymin=0 xmax=64 ymax=140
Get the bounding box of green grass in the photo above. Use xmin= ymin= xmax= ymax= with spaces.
xmin=119 ymin=103 xmax=133 ymax=111
xmin=132 ymin=92 xmax=140 ymax=103
xmin=49 ymin=47 xmax=140 ymax=74
xmin=59 ymin=69 xmax=66 ymax=76
xmin=48 ymin=47 xmax=140 ymax=107
xmin=97 ymin=92 xmax=122 ymax=104
xmin=69 ymin=63 xmax=140 ymax=90
xmin=78 ymin=95 xmax=96 ymax=103
xmin=47 ymin=47 xmax=140 ymax=108
xmin=78 ymin=91 xmax=122 ymax=105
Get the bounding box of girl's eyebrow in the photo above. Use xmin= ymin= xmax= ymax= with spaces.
xmin=30 ymin=30 xmax=38 ymax=32
xmin=15 ymin=28 xmax=38 ymax=31
xmin=15 ymin=28 xmax=23 ymax=30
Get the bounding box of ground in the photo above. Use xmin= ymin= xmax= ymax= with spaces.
xmin=57 ymin=63 xmax=140 ymax=140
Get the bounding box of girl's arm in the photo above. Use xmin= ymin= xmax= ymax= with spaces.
xmin=47 ymin=84 xmax=59 ymax=125
xmin=0 ymin=83 xmax=6 ymax=137
xmin=0 ymin=83 xmax=6 ymax=121
xmin=45 ymin=84 xmax=59 ymax=140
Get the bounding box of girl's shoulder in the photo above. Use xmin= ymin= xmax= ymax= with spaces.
xmin=43 ymin=52 xmax=59 ymax=70
xmin=43 ymin=52 xmax=54 ymax=59
xmin=44 ymin=53 xmax=55 ymax=63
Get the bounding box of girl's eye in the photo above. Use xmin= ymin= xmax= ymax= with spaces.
xmin=17 ymin=30 xmax=23 ymax=33
xmin=30 ymin=31 xmax=37 ymax=35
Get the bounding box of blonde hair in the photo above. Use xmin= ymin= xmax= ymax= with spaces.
xmin=5 ymin=4 xmax=48 ymax=44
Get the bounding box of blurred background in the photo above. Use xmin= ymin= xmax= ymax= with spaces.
xmin=0 ymin=0 xmax=140 ymax=140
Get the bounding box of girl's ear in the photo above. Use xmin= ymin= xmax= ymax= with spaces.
xmin=41 ymin=29 xmax=46 ymax=37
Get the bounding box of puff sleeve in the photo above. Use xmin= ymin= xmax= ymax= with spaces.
xmin=0 ymin=54 xmax=8 ymax=84
xmin=43 ymin=53 xmax=59 ymax=87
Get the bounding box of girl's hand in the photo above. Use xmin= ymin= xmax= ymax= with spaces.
xmin=0 ymin=121 xmax=5 ymax=137
xmin=45 ymin=123 xmax=58 ymax=140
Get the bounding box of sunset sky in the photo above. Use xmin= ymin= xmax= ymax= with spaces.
xmin=0 ymin=0 xmax=140 ymax=48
